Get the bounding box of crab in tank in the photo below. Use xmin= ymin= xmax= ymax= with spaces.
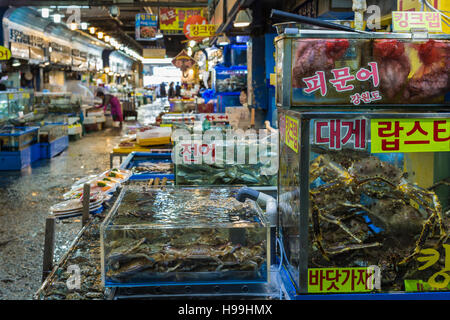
xmin=308 ymin=149 xmax=448 ymax=267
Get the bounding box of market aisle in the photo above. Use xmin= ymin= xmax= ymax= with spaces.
xmin=0 ymin=127 xmax=123 ymax=300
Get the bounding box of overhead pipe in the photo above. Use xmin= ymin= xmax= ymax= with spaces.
xmin=270 ymin=9 xmax=369 ymax=34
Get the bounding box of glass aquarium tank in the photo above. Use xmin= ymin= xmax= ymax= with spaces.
xmin=275 ymin=30 xmax=450 ymax=107
xmin=0 ymin=126 xmax=39 ymax=151
xmin=0 ymin=90 xmax=34 ymax=122
xmin=101 ymin=186 xmax=270 ymax=287
xmin=213 ymin=66 xmax=248 ymax=93
xmin=173 ymin=132 xmax=278 ymax=186
xmin=0 ymin=92 xmax=8 ymax=122
xmin=38 ymin=123 xmax=68 ymax=143
xmin=33 ymin=92 xmax=81 ymax=113
xmin=278 ymin=109 xmax=450 ymax=295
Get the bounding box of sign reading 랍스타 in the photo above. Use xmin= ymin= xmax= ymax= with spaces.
xmin=308 ymin=267 xmax=377 ymax=293
xmin=371 ymin=119 xmax=450 ymax=153
xmin=285 ymin=115 xmax=299 ymax=153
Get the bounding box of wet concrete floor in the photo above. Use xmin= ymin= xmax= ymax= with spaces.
xmin=0 ymin=127 xmax=123 ymax=300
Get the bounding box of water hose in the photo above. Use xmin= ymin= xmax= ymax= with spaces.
xmin=236 ymin=187 xmax=277 ymax=226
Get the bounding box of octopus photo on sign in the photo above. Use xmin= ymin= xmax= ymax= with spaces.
xmin=292 ymin=39 xmax=350 ymax=88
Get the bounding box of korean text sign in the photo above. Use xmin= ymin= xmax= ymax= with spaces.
xmin=135 ymin=13 xmax=158 ymax=40
xmin=314 ymin=118 xmax=367 ymax=151
xmin=308 ymin=267 xmax=378 ymax=293
xmin=301 ymin=62 xmax=382 ymax=106
xmin=371 ymin=119 xmax=450 ymax=153
xmin=159 ymin=7 xmax=204 ymax=31
xmin=285 ymin=115 xmax=299 ymax=153
xmin=189 ymin=24 xmax=216 ymax=38
xmin=392 ymin=11 xmax=442 ymax=32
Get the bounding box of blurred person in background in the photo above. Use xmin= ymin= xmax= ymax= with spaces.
xmin=175 ymin=82 xmax=181 ymax=97
xmin=168 ymin=82 xmax=176 ymax=98
xmin=96 ymin=89 xmax=123 ymax=128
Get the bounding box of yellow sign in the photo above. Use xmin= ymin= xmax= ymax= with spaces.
xmin=405 ymin=279 xmax=450 ymax=292
xmin=397 ymin=0 xmax=422 ymax=11
xmin=308 ymin=267 xmax=377 ymax=293
xmin=190 ymin=24 xmax=216 ymax=38
xmin=413 ymin=244 xmax=450 ymax=290
xmin=8 ymin=93 xmax=14 ymax=100
xmin=371 ymin=119 xmax=450 ymax=153
xmin=22 ymin=93 xmax=30 ymax=99
xmin=0 ymin=45 xmax=11 ymax=60
xmin=159 ymin=7 xmax=204 ymax=31
xmin=392 ymin=11 xmax=442 ymax=32
xmin=285 ymin=115 xmax=299 ymax=153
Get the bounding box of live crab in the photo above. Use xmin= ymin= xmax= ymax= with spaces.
xmin=309 ymin=154 xmax=448 ymax=265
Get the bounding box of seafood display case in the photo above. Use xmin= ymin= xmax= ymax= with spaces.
xmin=278 ymin=109 xmax=450 ymax=297
xmin=275 ymin=30 xmax=450 ymax=108
xmin=0 ymin=90 xmax=34 ymax=122
xmin=33 ymin=92 xmax=82 ymax=114
xmin=173 ymin=132 xmax=278 ymax=187
xmin=119 ymin=151 xmax=174 ymax=182
xmin=100 ymin=186 xmax=270 ymax=287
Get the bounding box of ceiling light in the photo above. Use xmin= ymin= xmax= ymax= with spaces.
xmin=70 ymin=22 xmax=77 ymax=30
xmin=188 ymin=40 xmax=197 ymax=47
xmin=104 ymin=35 xmax=110 ymax=43
xmin=217 ymin=34 xmax=230 ymax=46
xmin=97 ymin=32 xmax=103 ymax=39
xmin=233 ymin=9 xmax=252 ymax=28
xmin=89 ymin=27 xmax=96 ymax=34
xmin=12 ymin=59 xmax=20 ymax=67
xmin=104 ymin=66 xmax=110 ymax=74
xmin=53 ymin=14 xmax=61 ymax=23
xmin=41 ymin=8 xmax=50 ymax=18
xmin=155 ymin=31 xmax=163 ymax=39
xmin=187 ymin=47 xmax=193 ymax=56
xmin=81 ymin=22 xmax=88 ymax=30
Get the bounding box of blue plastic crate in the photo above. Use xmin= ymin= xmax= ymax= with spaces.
xmin=40 ymin=135 xmax=69 ymax=159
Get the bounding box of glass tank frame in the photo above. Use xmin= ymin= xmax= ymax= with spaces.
xmin=275 ymin=31 xmax=450 ymax=108
xmin=278 ymin=109 xmax=450 ymax=295
xmin=100 ymin=186 xmax=270 ymax=287
xmin=0 ymin=90 xmax=34 ymax=123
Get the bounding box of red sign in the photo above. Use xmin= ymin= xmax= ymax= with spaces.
xmin=183 ymin=15 xmax=207 ymax=40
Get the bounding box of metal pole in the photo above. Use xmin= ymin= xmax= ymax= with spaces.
xmin=82 ymin=183 xmax=91 ymax=226
xmin=42 ymin=216 xmax=56 ymax=282
xmin=270 ymin=9 xmax=368 ymax=33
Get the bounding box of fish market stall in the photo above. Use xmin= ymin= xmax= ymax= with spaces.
xmin=273 ymin=20 xmax=450 ymax=299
